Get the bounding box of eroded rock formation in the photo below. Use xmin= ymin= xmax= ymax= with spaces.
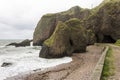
xmin=33 ymin=0 xmax=120 ymax=58
xmin=39 ymin=18 xmax=92 ymax=58
xmin=39 ymin=18 xmax=96 ymax=58
xmin=85 ymin=0 xmax=120 ymax=43
xmin=33 ymin=6 xmax=90 ymax=45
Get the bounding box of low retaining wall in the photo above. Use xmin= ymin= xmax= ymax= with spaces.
xmin=90 ymin=46 xmax=109 ymax=80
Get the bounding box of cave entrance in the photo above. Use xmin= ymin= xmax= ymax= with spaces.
xmin=69 ymin=39 xmax=73 ymax=46
xmin=102 ymin=35 xmax=116 ymax=43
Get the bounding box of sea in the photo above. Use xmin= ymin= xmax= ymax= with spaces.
xmin=0 ymin=39 xmax=72 ymax=80
xmin=0 ymin=39 xmax=22 ymax=47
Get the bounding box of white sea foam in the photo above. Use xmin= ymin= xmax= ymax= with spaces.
xmin=0 ymin=46 xmax=72 ymax=80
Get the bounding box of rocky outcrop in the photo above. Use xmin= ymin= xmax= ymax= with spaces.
xmin=33 ymin=14 xmax=56 ymax=45
xmin=85 ymin=0 xmax=120 ymax=43
xmin=86 ymin=29 xmax=96 ymax=45
xmin=33 ymin=6 xmax=90 ymax=45
xmin=34 ymin=0 xmax=120 ymax=46
xmin=1 ymin=62 xmax=12 ymax=67
xmin=7 ymin=39 xmax=32 ymax=47
xmin=39 ymin=19 xmax=88 ymax=58
xmin=34 ymin=0 xmax=120 ymax=58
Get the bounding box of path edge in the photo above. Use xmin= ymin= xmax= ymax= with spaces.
xmin=90 ymin=46 xmax=109 ymax=80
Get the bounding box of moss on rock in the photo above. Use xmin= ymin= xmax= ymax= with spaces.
xmin=86 ymin=29 xmax=96 ymax=45
xmin=33 ymin=6 xmax=90 ymax=46
xmin=85 ymin=0 xmax=120 ymax=42
xmin=65 ymin=18 xmax=87 ymax=53
xmin=33 ymin=14 xmax=56 ymax=45
xmin=115 ymin=39 xmax=120 ymax=46
xmin=35 ymin=0 xmax=120 ymax=58
xmin=40 ymin=18 xmax=87 ymax=58
xmin=40 ymin=21 xmax=72 ymax=58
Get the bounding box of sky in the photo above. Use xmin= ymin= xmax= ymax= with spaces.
xmin=0 ymin=0 xmax=103 ymax=39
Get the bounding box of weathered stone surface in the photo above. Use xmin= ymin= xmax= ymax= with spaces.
xmin=33 ymin=14 xmax=56 ymax=45
xmin=40 ymin=21 xmax=72 ymax=58
xmin=65 ymin=18 xmax=87 ymax=53
xmin=85 ymin=0 xmax=120 ymax=43
xmin=86 ymin=29 xmax=96 ymax=45
xmin=39 ymin=45 xmax=50 ymax=58
xmin=33 ymin=6 xmax=90 ymax=45
xmin=39 ymin=18 xmax=87 ymax=58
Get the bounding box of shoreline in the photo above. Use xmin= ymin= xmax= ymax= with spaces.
xmin=0 ymin=46 xmax=72 ymax=80
xmin=6 ymin=45 xmax=104 ymax=80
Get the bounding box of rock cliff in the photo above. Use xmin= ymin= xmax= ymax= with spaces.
xmin=33 ymin=6 xmax=90 ymax=45
xmin=40 ymin=18 xmax=89 ymax=58
xmin=33 ymin=0 xmax=120 ymax=58
xmin=85 ymin=0 xmax=120 ymax=43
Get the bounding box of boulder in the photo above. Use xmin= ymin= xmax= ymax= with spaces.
xmin=1 ymin=62 xmax=12 ymax=67
xmin=39 ymin=45 xmax=50 ymax=58
xmin=39 ymin=21 xmax=72 ymax=58
xmin=39 ymin=18 xmax=87 ymax=58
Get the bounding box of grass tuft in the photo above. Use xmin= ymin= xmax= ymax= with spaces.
xmin=115 ymin=39 xmax=120 ymax=46
xmin=101 ymin=47 xmax=115 ymax=80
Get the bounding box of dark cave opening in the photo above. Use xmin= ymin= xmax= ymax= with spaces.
xmin=102 ymin=35 xmax=116 ymax=43
xmin=69 ymin=39 xmax=73 ymax=46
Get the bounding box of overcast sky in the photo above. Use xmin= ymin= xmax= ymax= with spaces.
xmin=0 ymin=0 xmax=103 ymax=39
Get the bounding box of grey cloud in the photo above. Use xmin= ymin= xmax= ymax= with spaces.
xmin=0 ymin=19 xmax=35 ymax=30
xmin=0 ymin=0 xmax=103 ymax=39
xmin=13 ymin=24 xmax=35 ymax=30
xmin=0 ymin=24 xmax=33 ymax=39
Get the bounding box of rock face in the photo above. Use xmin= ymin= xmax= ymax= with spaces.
xmin=40 ymin=19 xmax=88 ymax=58
xmin=33 ymin=14 xmax=56 ymax=45
xmin=33 ymin=6 xmax=90 ymax=45
xmin=7 ymin=39 xmax=32 ymax=47
xmin=34 ymin=0 xmax=120 ymax=58
xmin=100 ymin=1 xmax=120 ymax=42
xmin=86 ymin=29 xmax=96 ymax=45
xmin=85 ymin=0 xmax=120 ymax=43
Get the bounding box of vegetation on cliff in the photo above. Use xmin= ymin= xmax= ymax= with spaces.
xmin=33 ymin=6 xmax=90 ymax=46
xmin=40 ymin=18 xmax=89 ymax=58
xmin=86 ymin=0 xmax=120 ymax=43
xmin=115 ymin=39 xmax=120 ymax=46
xmin=33 ymin=0 xmax=120 ymax=58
